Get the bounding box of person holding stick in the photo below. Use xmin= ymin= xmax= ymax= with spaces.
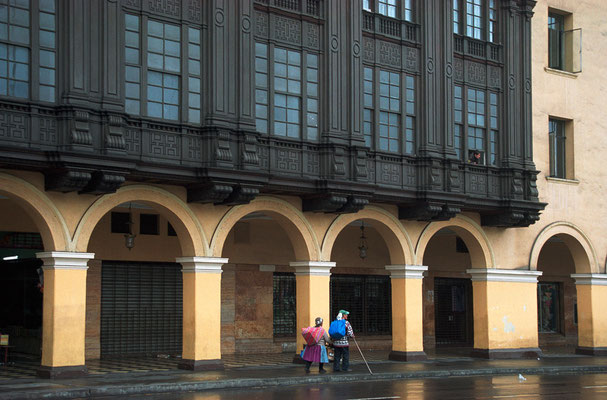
xmin=331 ymin=310 xmax=354 ymax=372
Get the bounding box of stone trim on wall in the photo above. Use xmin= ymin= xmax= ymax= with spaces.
xmin=467 ymin=268 xmax=542 ymax=283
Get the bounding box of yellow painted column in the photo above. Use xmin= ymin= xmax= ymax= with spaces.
xmin=386 ymin=265 xmax=428 ymax=361
xmin=177 ymin=257 xmax=227 ymax=370
xmin=290 ymin=261 xmax=334 ymax=360
xmin=572 ymin=274 xmax=607 ymax=355
xmin=36 ymin=251 xmax=94 ymax=379
xmin=467 ymin=269 xmax=542 ymax=359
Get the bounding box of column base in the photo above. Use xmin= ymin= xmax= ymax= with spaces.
xmin=576 ymin=346 xmax=607 ymax=356
xmin=178 ymin=359 xmax=224 ymax=371
xmin=388 ymin=350 xmax=427 ymax=362
xmin=471 ymin=347 xmax=542 ymax=359
xmin=37 ymin=365 xmax=88 ymax=379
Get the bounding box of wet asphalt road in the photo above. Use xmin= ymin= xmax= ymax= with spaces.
xmin=91 ymin=372 xmax=607 ymax=399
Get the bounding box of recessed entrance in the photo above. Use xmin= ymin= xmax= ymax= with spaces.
xmin=434 ymin=277 xmax=473 ymax=346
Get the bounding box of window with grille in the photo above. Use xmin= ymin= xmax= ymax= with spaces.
xmin=273 ymin=272 xmax=296 ymax=336
xmin=0 ymin=231 xmax=43 ymax=248
xmin=0 ymin=0 xmax=56 ymax=102
xmin=330 ymin=275 xmax=391 ymax=336
xmin=255 ymin=43 xmax=319 ymax=140
xmin=124 ymin=14 xmax=202 ymax=123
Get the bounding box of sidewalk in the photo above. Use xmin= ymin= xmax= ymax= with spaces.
xmin=2 ymin=352 xmax=607 ymax=399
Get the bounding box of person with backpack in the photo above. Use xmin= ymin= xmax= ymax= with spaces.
xmin=329 ymin=310 xmax=354 ymax=372
xmin=301 ymin=317 xmax=331 ymax=373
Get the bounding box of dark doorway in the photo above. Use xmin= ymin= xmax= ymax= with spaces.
xmin=0 ymin=258 xmax=43 ymax=356
xmin=100 ymin=261 xmax=182 ymax=357
xmin=434 ymin=277 xmax=473 ymax=346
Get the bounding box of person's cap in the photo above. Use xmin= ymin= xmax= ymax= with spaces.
xmin=339 ymin=309 xmax=349 ymax=315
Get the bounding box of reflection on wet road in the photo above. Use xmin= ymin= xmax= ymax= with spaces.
xmin=91 ymin=373 xmax=607 ymax=399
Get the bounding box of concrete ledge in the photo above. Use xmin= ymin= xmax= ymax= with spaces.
xmin=388 ymin=351 xmax=427 ymax=361
xmin=36 ymin=365 xmax=88 ymax=379
xmin=178 ymin=359 xmax=224 ymax=371
xmin=471 ymin=348 xmax=542 ymax=359
xmin=576 ymin=347 xmax=607 ymax=356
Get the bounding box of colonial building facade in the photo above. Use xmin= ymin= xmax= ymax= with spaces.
xmin=0 ymin=0 xmax=605 ymax=378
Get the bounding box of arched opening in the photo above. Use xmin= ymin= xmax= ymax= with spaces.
xmin=219 ymin=211 xmax=299 ymax=355
xmin=329 ymin=219 xmax=393 ymax=351
xmin=82 ymin=193 xmax=201 ymax=361
xmin=0 ymin=194 xmax=45 ymax=361
xmin=422 ymin=228 xmax=475 ymax=355
xmin=536 ymin=234 xmax=578 ymax=353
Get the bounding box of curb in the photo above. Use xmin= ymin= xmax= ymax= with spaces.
xmin=3 ymin=364 xmax=607 ymax=400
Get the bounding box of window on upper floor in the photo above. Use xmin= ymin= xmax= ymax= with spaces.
xmin=363 ymin=66 xmax=416 ymax=154
xmin=453 ymin=0 xmax=498 ymax=43
xmin=0 ymin=0 xmax=57 ymax=102
xmin=454 ymin=85 xmax=499 ymax=165
xmin=548 ymin=117 xmax=574 ymax=179
xmin=124 ymin=14 xmax=202 ymax=123
xmin=548 ymin=10 xmax=582 ymax=73
xmin=363 ymin=0 xmax=414 ymax=22
xmin=255 ymin=43 xmax=319 ymax=140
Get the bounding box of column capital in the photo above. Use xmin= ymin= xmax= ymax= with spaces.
xmin=571 ymin=274 xmax=607 ymax=286
xmin=177 ymin=257 xmax=228 ymax=274
xmin=467 ymin=268 xmax=542 ymax=283
xmin=385 ymin=265 xmax=428 ymax=279
xmin=290 ymin=261 xmax=335 ymax=276
xmin=36 ymin=251 xmax=95 ymax=270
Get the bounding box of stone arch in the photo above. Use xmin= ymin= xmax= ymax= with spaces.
xmin=321 ymin=206 xmax=414 ymax=264
xmin=73 ymin=185 xmax=207 ymax=256
xmin=415 ymin=215 xmax=494 ymax=269
xmin=210 ymin=196 xmax=320 ymax=260
xmin=0 ymin=172 xmax=69 ymax=251
xmin=529 ymin=222 xmax=598 ymax=273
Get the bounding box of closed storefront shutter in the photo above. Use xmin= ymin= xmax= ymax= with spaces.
xmin=100 ymin=261 xmax=182 ymax=357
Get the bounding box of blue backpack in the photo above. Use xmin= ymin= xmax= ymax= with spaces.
xmin=328 ymin=319 xmax=346 ymax=340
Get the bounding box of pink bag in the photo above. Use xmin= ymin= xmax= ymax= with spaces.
xmin=301 ymin=326 xmax=324 ymax=346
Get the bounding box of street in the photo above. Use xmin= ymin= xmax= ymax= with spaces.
xmin=91 ymin=373 xmax=607 ymax=399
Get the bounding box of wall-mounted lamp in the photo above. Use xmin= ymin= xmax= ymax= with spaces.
xmin=124 ymin=202 xmax=136 ymax=250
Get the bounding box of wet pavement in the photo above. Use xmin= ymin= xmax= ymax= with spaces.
xmin=90 ymin=373 xmax=607 ymax=399
xmin=2 ymin=349 xmax=607 ymax=399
